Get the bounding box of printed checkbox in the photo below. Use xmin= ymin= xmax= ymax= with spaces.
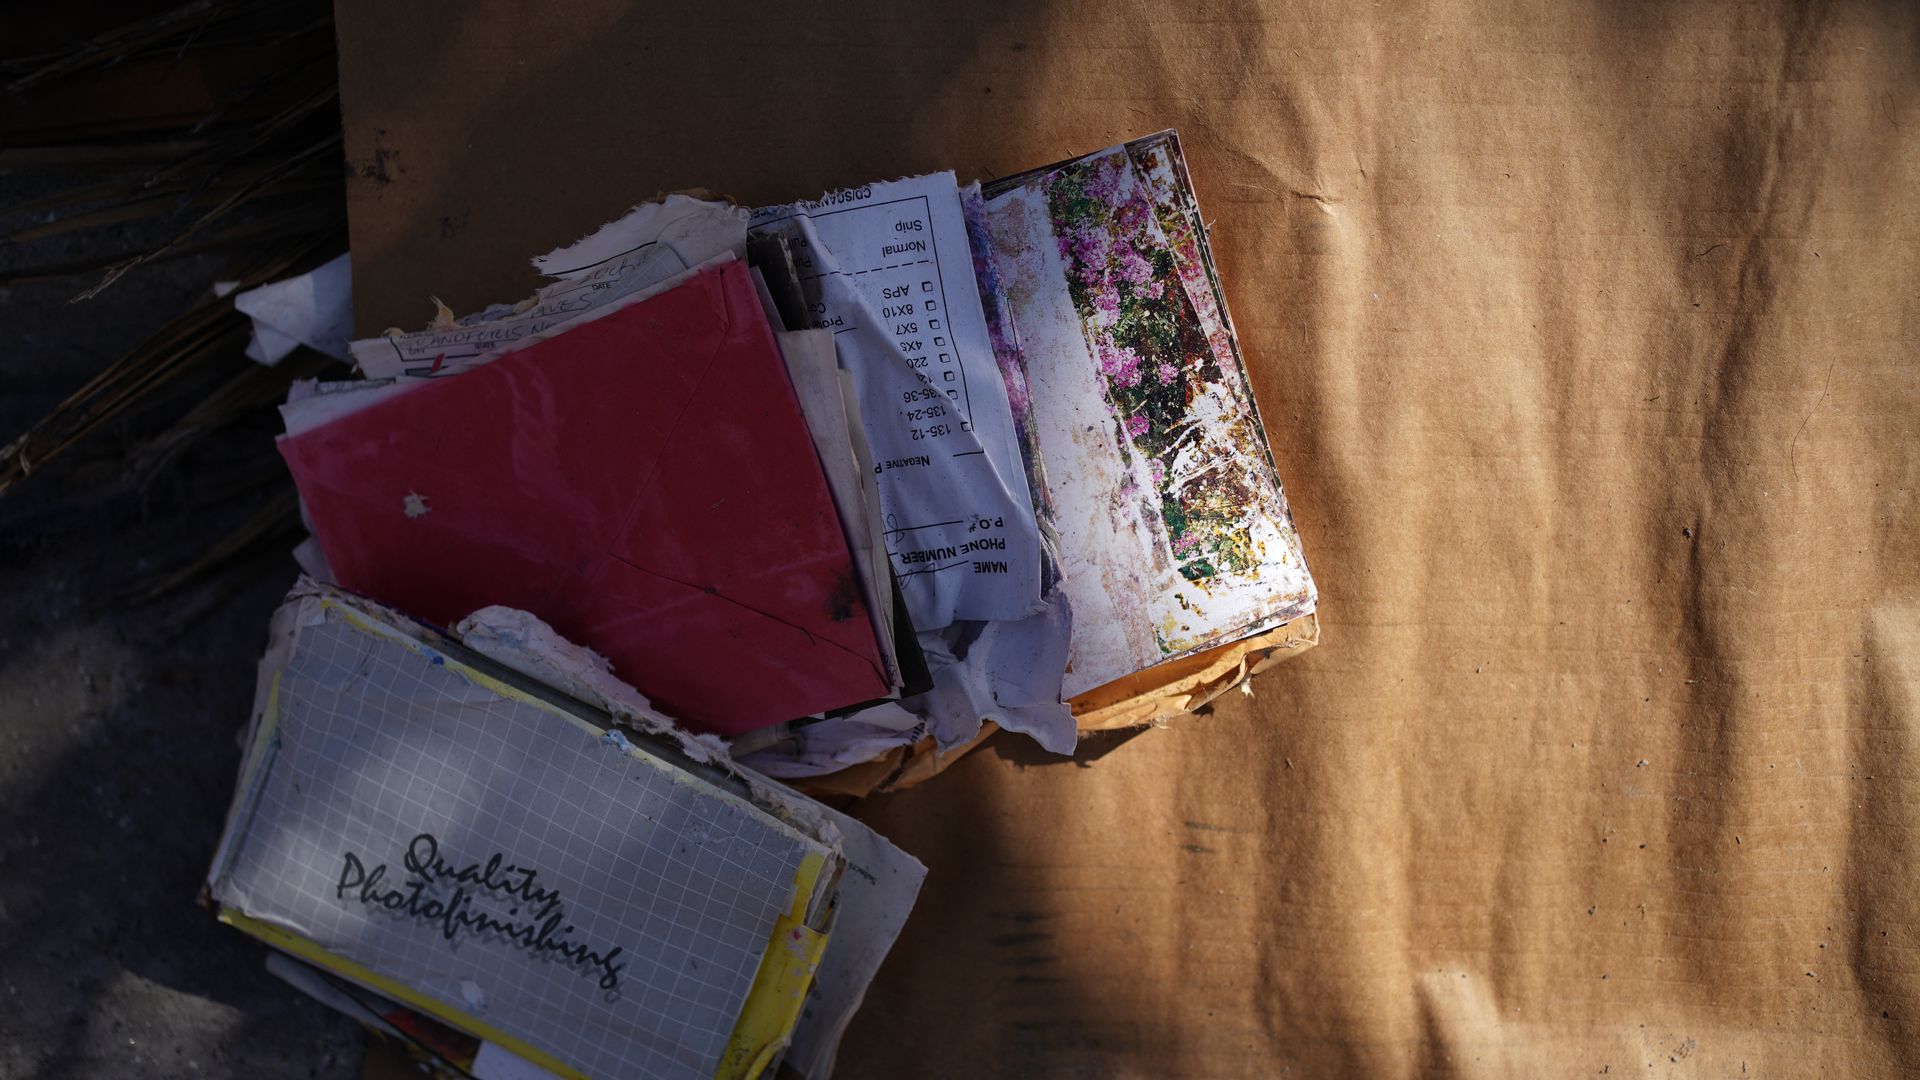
xmin=933 ymin=336 xmax=946 ymax=346
xmin=921 ymin=281 xmax=933 ymax=292
xmin=928 ymin=318 xmax=942 ymax=330
xmin=943 ymin=370 xmax=955 ymax=381
xmin=947 ymin=389 xmax=959 ymax=399
xmin=924 ymin=299 xmax=939 ymax=311
xmin=961 ymin=421 xmax=972 ymax=431
xmin=938 ymin=353 xmax=950 ymax=363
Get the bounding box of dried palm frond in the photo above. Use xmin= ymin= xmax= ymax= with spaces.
xmin=143 ymin=484 xmax=304 ymax=601
xmin=1 ymin=0 xmax=347 ymax=597
xmin=3 ymin=1 xmax=277 ymax=94
xmin=0 ymin=206 xmax=340 ymax=287
xmin=73 ymin=131 xmax=342 ymax=300
xmin=0 ymin=231 xmax=340 ymax=496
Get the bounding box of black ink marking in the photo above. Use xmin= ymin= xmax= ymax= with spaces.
xmin=354 ymin=146 xmax=400 ymax=185
xmin=338 ymin=833 xmax=627 ymax=991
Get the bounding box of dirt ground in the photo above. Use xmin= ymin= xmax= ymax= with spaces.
xmin=0 ymin=172 xmax=364 ymax=1078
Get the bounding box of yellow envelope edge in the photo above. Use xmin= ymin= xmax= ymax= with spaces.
xmin=714 ymin=850 xmax=832 ymax=1080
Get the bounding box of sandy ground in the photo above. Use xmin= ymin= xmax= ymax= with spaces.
xmin=0 ymin=172 xmax=364 ymax=1078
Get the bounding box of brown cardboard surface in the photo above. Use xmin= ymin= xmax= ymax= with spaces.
xmin=335 ymin=2 xmax=1919 ymax=1075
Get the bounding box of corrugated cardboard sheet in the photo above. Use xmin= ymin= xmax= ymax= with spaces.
xmin=336 ymin=2 xmax=1919 ymax=1074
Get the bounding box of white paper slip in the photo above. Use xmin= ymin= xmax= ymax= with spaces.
xmin=350 ymin=196 xmax=747 ymax=380
xmin=774 ymin=328 xmax=901 ymax=692
xmin=234 ymin=252 xmax=354 ymax=366
xmin=752 ymin=174 xmax=1042 ymax=628
xmin=780 ymin=800 xmax=927 ymax=1080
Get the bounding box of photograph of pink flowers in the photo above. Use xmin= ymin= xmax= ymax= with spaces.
xmin=978 ymin=132 xmax=1316 ymax=695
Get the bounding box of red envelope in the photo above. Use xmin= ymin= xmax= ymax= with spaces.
xmin=280 ymin=261 xmax=889 ymax=734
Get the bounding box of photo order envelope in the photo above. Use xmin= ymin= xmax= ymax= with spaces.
xmin=279 ymin=260 xmax=890 ymax=735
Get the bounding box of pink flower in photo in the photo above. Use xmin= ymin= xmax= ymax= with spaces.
xmin=1097 ymin=342 xmax=1143 ymax=388
xmin=1070 ymin=225 xmax=1111 ymax=269
xmin=1173 ymin=532 xmax=1204 ymax=555
xmin=1126 ymin=414 xmax=1151 ymax=438
xmin=1116 ymin=245 xmax=1155 ymax=288
xmin=1082 ymin=158 xmax=1123 ymax=201
xmin=1157 ymin=361 xmax=1180 ymax=386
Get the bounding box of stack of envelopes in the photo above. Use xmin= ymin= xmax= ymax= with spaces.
xmin=212 ymin=129 xmax=1317 ymax=1080
xmin=207 ymin=583 xmax=923 ymax=1080
xmin=277 ymin=130 xmax=1315 ymax=772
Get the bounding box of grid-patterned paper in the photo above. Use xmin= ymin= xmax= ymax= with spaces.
xmin=211 ymin=602 xmax=824 ymax=1080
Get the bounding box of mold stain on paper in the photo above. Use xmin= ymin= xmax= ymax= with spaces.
xmin=964 ymin=184 xmax=1059 ymax=555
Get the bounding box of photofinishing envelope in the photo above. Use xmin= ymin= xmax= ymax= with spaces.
xmin=206 ymin=584 xmax=844 ymax=1080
